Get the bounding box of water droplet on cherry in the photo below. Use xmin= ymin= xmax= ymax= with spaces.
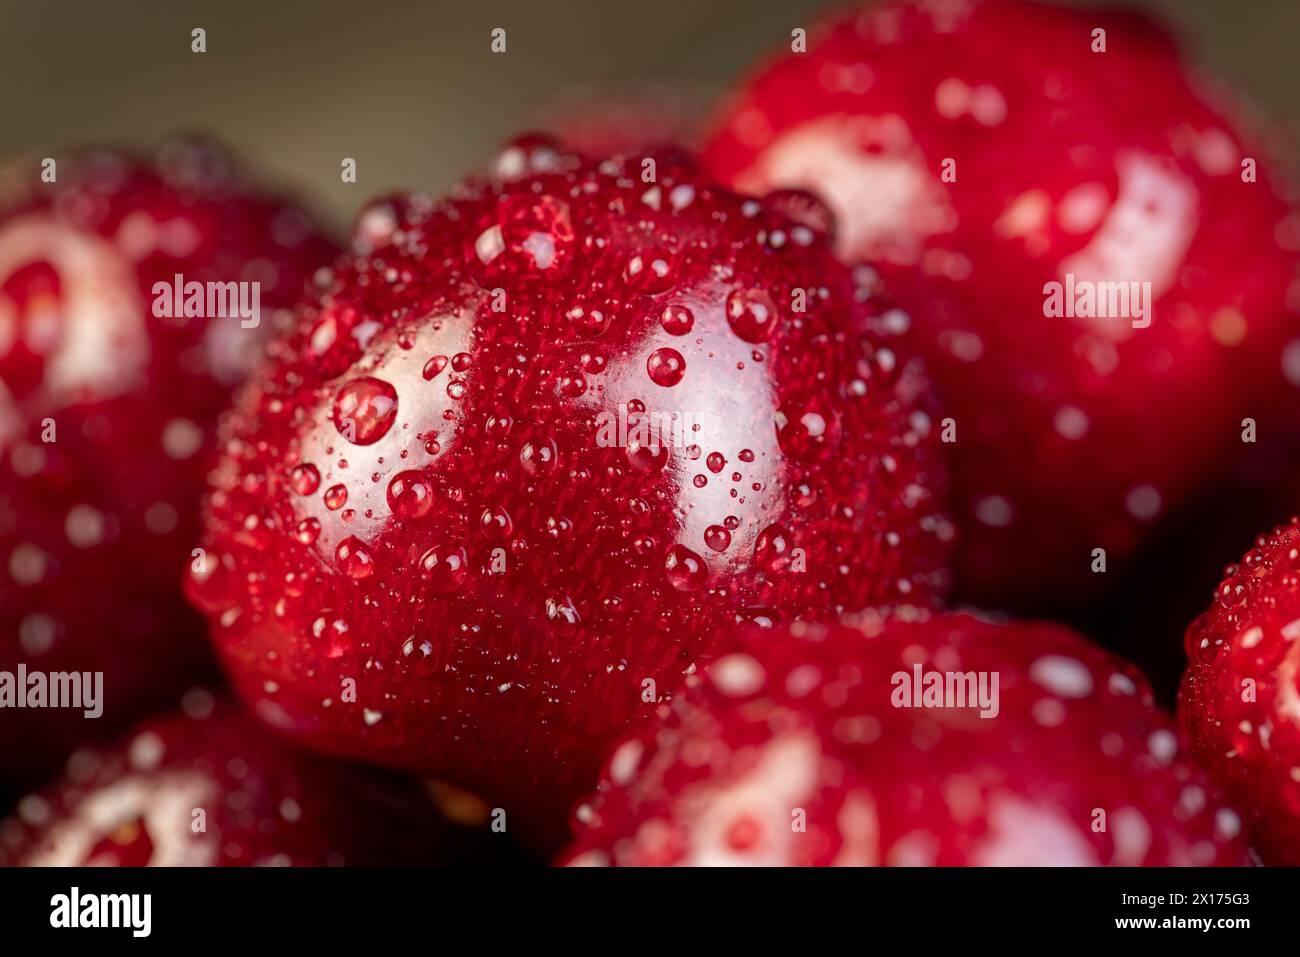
xmin=726 ymin=288 xmax=780 ymax=343
xmin=659 ymin=304 xmax=694 ymax=336
xmin=295 ymin=517 xmax=321 ymax=545
xmin=704 ymin=525 xmax=732 ymax=552
xmin=387 ymin=470 xmax=433 ymax=520
xmin=646 ymin=347 xmax=686 ymax=387
xmin=480 ymin=505 xmax=513 ymax=540
xmin=520 ymin=436 xmax=558 ymax=476
xmin=665 ymin=544 xmax=707 ymax=591
xmin=754 ymin=524 xmax=796 ymax=572
xmin=625 ymin=250 xmax=676 ymax=293
xmin=336 ymin=536 xmax=375 ymax=579
xmin=333 ymin=376 xmax=398 ymax=445
xmin=324 ymin=484 xmax=349 ymax=510
xmin=289 ymin=463 xmax=321 ymax=496
xmin=418 ymin=544 xmax=468 ymax=595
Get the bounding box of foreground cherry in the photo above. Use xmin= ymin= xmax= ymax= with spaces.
xmin=1180 ymin=518 xmax=1300 ymax=864
xmin=0 ymin=694 xmax=498 ymax=865
xmin=703 ymin=0 xmax=1299 ymax=611
xmin=0 ymin=142 xmax=336 ymax=788
xmin=189 ymin=140 xmax=953 ymax=849
xmin=562 ymin=609 xmax=1247 ymax=866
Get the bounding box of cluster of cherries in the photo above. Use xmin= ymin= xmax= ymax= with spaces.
xmin=2 ymin=0 xmax=1299 ymax=867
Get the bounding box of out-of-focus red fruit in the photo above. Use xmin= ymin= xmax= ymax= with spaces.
xmin=0 ymin=142 xmax=337 ymax=788
xmin=0 ymin=693 xmax=495 ymax=865
xmin=189 ymin=139 xmax=953 ymax=851
xmin=1180 ymin=518 xmax=1300 ymax=863
xmin=703 ymin=0 xmax=1300 ymax=612
xmin=563 ymin=608 xmax=1248 ymax=866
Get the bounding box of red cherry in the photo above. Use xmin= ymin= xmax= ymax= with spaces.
xmin=0 ymin=694 xmax=501 ymax=866
xmin=563 ymin=609 xmax=1248 ymax=866
xmin=0 ymin=140 xmax=336 ymax=789
xmin=703 ymin=0 xmax=1299 ymax=611
xmin=190 ymin=140 xmax=953 ymax=850
xmin=1180 ymin=518 xmax=1300 ymax=864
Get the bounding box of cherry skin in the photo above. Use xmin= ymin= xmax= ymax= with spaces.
xmin=563 ymin=608 xmax=1249 ymax=866
xmin=1180 ymin=517 xmax=1300 ymax=864
xmin=0 ymin=141 xmax=336 ymax=789
xmin=190 ymin=139 xmax=953 ymax=850
xmin=0 ymin=693 xmax=502 ymax=866
xmin=703 ymin=0 xmax=1299 ymax=612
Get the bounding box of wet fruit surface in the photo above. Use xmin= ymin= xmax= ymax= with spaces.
xmin=1180 ymin=518 xmax=1300 ymax=863
xmin=0 ymin=141 xmax=337 ymax=787
xmin=191 ymin=139 xmax=953 ymax=849
xmin=564 ymin=608 xmax=1248 ymax=866
xmin=703 ymin=0 xmax=1300 ymax=611
xmin=0 ymin=694 xmax=494 ymax=866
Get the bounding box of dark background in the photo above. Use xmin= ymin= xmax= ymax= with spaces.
xmin=3 ymin=0 xmax=1296 ymax=233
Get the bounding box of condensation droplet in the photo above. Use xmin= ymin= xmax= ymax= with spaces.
xmin=646 ymin=347 xmax=686 ymax=387
xmin=335 ymin=536 xmax=375 ymax=580
xmin=726 ymin=288 xmax=780 ymax=343
xmin=387 ymin=470 xmax=433 ymax=520
xmin=333 ymin=377 xmax=399 ymax=445
xmin=289 ymin=463 xmax=321 ymax=496
xmin=665 ymin=544 xmax=707 ymax=592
